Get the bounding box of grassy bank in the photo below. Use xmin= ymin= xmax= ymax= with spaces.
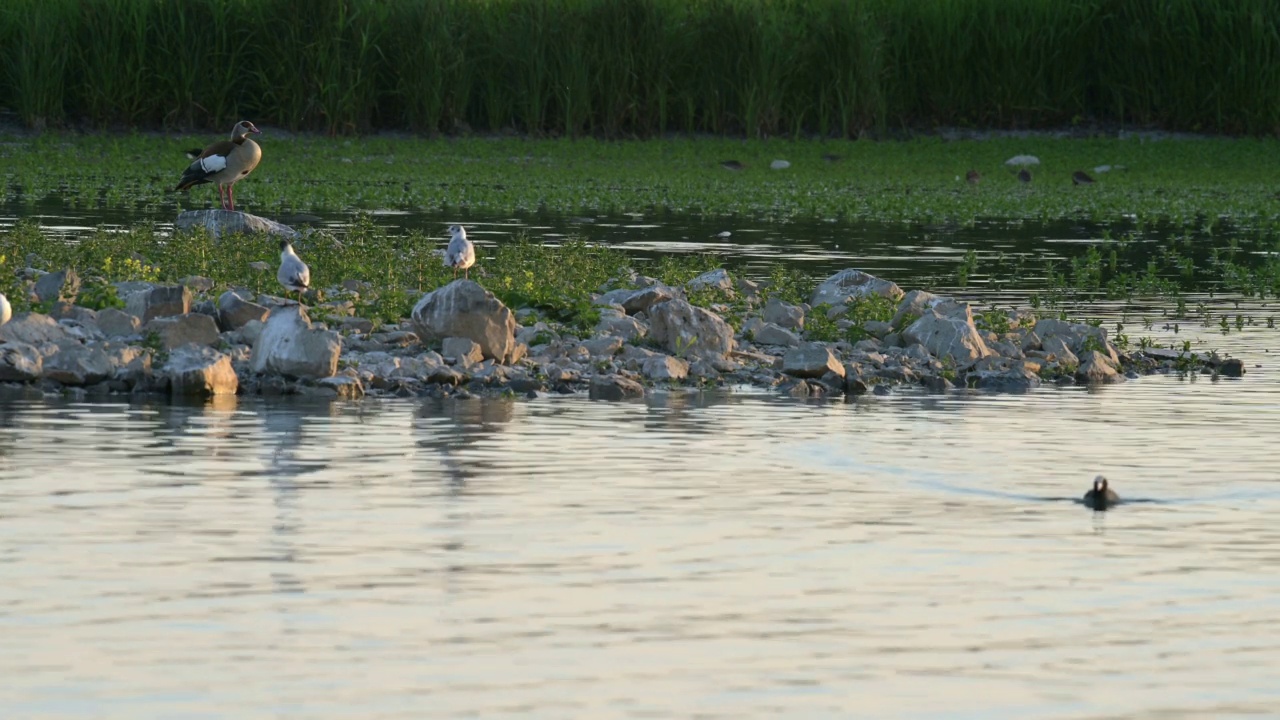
xmin=2 ymin=0 xmax=1280 ymax=136
xmin=4 ymin=134 xmax=1280 ymax=225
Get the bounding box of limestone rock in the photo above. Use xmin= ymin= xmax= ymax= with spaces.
xmin=175 ymin=209 xmax=300 ymax=240
xmin=33 ymin=269 xmax=81 ymax=304
xmin=180 ymin=275 xmax=216 ymax=292
xmin=165 ymin=345 xmax=239 ymax=396
xmin=595 ymin=312 xmax=648 ymax=341
xmin=97 ymin=308 xmax=142 ymax=338
xmin=251 ymin=305 xmax=341 ymax=379
xmin=580 ymin=336 xmax=624 ymax=358
xmin=218 ymin=290 xmax=271 ymax=331
xmin=648 ymin=299 xmax=735 ymax=358
xmin=1033 ymin=318 xmax=1110 ymax=357
xmin=0 ymin=313 xmax=73 ymax=345
xmin=811 ymin=269 xmax=904 ymax=307
xmin=596 ymin=284 xmax=678 ymax=315
xmin=0 ymin=342 xmax=42 ymax=382
xmin=589 ymin=374 xmax=645 ymax=401
xmin=442 ymin=336 xmax=484 ymax=366
xmin=687 ymin=268 xmax=733 ymax=294
xmin=967 ymin=366 xmax=1042 ymax=393
xmin=902 ymin=303 xmax=992 ymax=368
xmin=127 ymin=285 xmax=191 ymax=323
xmin=317 ymin=375 xmax=365 ymax=399
xmin=783 ymin=343 xmax=845 ymax=379
xmin=144 ymin=313 xmax=220 ymax=350
xmin=642 ymin=355 xmax=689 ymax=381
xmin=411 ymin=280 xmax=518 ymax=363
xmin=1076 ymin=351 xmax=1121 ymax=384
xmin=750 ymin=321 xmax=801 ymax=347
xmin=1041 ymin=335 xmax=1079 ymax=367
xmin=763 ymin=296 xmax=805 ymax=329
xmin=43 ymin=342 xmax=113 ymax=386
xmin=49 ymin=301 xmax=97 ymax=324
xmin=891 ymin=289 xmax=943 ymax=328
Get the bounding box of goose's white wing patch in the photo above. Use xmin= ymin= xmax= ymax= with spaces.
xmin=199 ymin=155 xmax=228 ymax=174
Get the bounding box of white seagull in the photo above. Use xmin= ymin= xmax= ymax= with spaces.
xmin=277 ymin=239 xmax=311 ymax=302
xmin=443 ymin=224 xmax=475 ymax=280
xmin=0 ymin=292 xmax=11 ymax=326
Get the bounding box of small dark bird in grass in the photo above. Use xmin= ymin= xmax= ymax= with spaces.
xmin=720 ymin=160 xmax=745 ymax=171
xmin=1082 ymin=475 xmax=1120 ymax=510
xmin=966 ymin=169 xmax=981 ymax=186
xmin=1017 ymin=168 xmax=1032 ymax=183
xmin=1072 ymin=170 xmax=1095 ymax=185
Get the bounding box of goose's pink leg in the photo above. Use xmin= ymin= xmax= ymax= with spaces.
xmin=228 ymin=184 xmax=236 ymax=211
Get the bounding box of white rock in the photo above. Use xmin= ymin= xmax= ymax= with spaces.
xmin=411 ymin=280 xmax=518 ymax=363
xmin=902 ymin=303 xmax=993 ymax=368
xmin=770 ymin=160 xmax=791 ymax=170
xmin=1004 ymin=155 xmax=1041 ymax=166
xmin=687 ymin=268 xmax=733 ymax=294
xmin=175 ymin=209 xmax=300 ymax=240
xmin=251 ymin=305 xmax=341 ymax=379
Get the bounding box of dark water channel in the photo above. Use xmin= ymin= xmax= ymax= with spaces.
xmin=3 ymin=200 xmax=1280 ymax=718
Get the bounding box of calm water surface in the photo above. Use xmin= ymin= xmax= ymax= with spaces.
xmin=3 ymin=201 xmax=1280 ymax=718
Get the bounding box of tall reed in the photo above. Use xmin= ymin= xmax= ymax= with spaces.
xmin=2 ymin=0 xmax=1279 ymax=136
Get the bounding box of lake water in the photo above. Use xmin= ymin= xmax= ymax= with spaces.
xmin=3 ymin=201 xmax=1280 ymax=718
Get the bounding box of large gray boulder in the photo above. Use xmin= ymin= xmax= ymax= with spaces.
xmin=0 ymin=313 xmax=73 ymax=345
xmin=33 ymin=269 xmax=81 ymax=304
xmin=594 ymin=310 xmax=648 ymax=341
xmin=0 ymin=342 xmax=42 ymax=381
xmin=1033 ymin=318 xmax=1114 ymax=360
xmin=175 ymin=209 xmax=300 ymax=240
xmin=411 ymin=280 xmax=518 ymax=363
xmin=648 ymin=299 xmax=735 ymax=358
xmin=42 ymin=342 xmax=113 ymax=386
xmin=810 ymin=269 xmax=904 ymax=307
xmin=783 ymin=343 xmax=845 ymax=379
xmin=251 ymin=305 xmax=341 ymax=379
xmin=748 ymin=320 xmax=801 ymax=347
xmin=144 ymin=313 xmax=220 ymax=350
xmin=165 ymin=345 xmax=239 ymax=396
xmin=902 ymin=302 xmax=992 ymax=368
xmin=763 ymin=296 xmax=805 ymax=329
xmin=97 ymin=308 xmax=142 ymax=338
xmin=126 ymin=285 xmax=191 ymax=323
xmin=891 ymin=290 xmax=944 ymax=329
xmin=217 ymin=290 xmax=271 ymax=331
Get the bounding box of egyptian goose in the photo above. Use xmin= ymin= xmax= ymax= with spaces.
xmin=1017 ymin=168 xmax=1032 ymax=183
xmin=1082 ymin=475 xmax=1120 ymax=510
xmin=1072 ymin=170 xmax=1096 ymax=185
xmin=444 ymin=225 xmax=475 ymax=279
xmin=0 ymin=292 xmax=10 ymax=326
xmin=277 ymin=240 xmax=311 ymax=302
xmin=176 ymin=121 xmax=262 ymax=211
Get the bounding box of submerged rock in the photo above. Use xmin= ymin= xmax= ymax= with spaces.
xmin=175 ymin=210 xmax=300 ymax=240
xmin=251 ymin=305 xmax=341 ymax=379
xmin=411 ymin=280 xmax=518 ymax=363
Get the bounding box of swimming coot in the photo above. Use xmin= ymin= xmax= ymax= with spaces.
xmin=1082 ymin=475 xmax=1120 ymax=510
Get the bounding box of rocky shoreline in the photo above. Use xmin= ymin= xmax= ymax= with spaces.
xmin=0 ymin=219 xmax=1244 ymax=403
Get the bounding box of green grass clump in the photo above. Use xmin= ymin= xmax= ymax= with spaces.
xmin=3 ymin=0 xmax=1280 ymax=135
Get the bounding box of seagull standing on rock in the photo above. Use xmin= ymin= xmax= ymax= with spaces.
xmin=444 ymin=225 xmax=475 ymax=280
xmin=0 ymin=292 xmax=11 ymax=326
xmin=277 ymin=239 xmax=311 ymax=303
